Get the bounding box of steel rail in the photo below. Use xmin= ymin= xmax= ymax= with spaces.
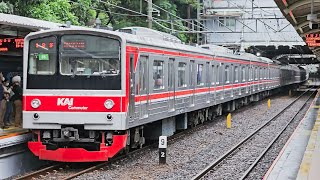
xmin=239 ymin=90 xmax=315 ymax=180
xmin=15 ymin=111 xmax=214 ymax=180
xmin=15 ymin=163 xmax=63 ymax=180
xmin=15 ymin=92 xmax=284 ymax=180
xmin=192 ymin=89 xmax=312 ymax=180
xmin=62 ymin=99 xmax=265 ymax=179
xmin=62 ymin=112 xmax=217 ymax=180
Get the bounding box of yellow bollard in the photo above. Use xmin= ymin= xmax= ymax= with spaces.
xmin=227 ymin=113 xmax=231 ymax=129
xmin=268 ymin=99 xmax=271 ymax=109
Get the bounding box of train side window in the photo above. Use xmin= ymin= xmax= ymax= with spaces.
xmin=153 ymin=60 xmax=164 ymax=90
xmin=168 ymin=58 xmax=174 ymax=89
xmin=211 ymin=65 xmax=215 ymax=85
xmin=255 ymin=67 xmax=258 ymax=80
xmin=138 ymin=56 xmax=148 ymax=92
xmin=252 ymin=67 xmax=254 ymax=81
xmin=197 ymin=64 xmax=204 ymax=86
xmin=265 ymin=68 xmax=267 ymax=79
xmin=216 ymin=65 xmax=220 ymax=85
xmin=206 ymin=62 xmax=210 ymax=86
xmin=251 ymin=66 xmax=254 ymax=81
xmin=242 ymin=66 xmax=246 ymax=82
xmin=225 ymin=65 xmax=230 ymax=83
xmin=234 ymin=66 xmax=238 ymax=83
xmin=178 ymin=62 xmax=187 ymax=87
xmin=260 ymin=68 xmax=263 ymax=80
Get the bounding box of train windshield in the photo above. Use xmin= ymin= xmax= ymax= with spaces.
xmin=60 ymin=35 xmax=120 ymax=76
xmin=27 ymin=34 xmax=121 ymax=90
xmin=29 ymin=36 xmax=57 ymax=75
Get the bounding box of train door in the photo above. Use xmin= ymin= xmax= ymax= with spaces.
xmin=129 ymin=53 xmax=135 ymax=120
xmin=206 ymin=62 xmax=210 ymax=103
xmin=190 ymin=60 xmax=195 ymax=106
xmin=250 ymin=65 xmax=254 ymax=93
xmin=224 ymin=64 xmax=231 ymax=99
xmin=220 ymin=63 xmax=224 ymax=100
xmin=168 ymin=58 xmax=175 ymax=111
xmin=244 ymin=66 xmax=249 ymax=94
xmin=137 ymin=56 xmax=149 ymax=119
xmin=231 ymin=64 xmax=234 ymax=98
xmin=211 ymin=63 xmax=216 ymax=103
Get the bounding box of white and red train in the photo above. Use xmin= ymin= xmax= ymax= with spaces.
xmin=23 ymin=27 xmax=307 ymax=162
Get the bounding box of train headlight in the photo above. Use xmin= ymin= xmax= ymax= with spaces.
xmin=104 ymin=99 xmax=114 ymax=109
xmin=31 ymin=99 xmax=41 ymax=109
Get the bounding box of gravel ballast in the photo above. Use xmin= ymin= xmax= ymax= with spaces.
xmin=202 ymin=94 xmax=312 ymax=180
xmin=74 ymin=93 xmax=309 ymax=180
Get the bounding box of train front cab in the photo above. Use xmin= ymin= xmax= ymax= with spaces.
xmin=23 ymin=29 xmax=129 ymax=162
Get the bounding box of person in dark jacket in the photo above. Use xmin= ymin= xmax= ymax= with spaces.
xmin=0 ymin=73 xmax=3 ymax=100
xmin=11 ymin=76 xmax=22 ymax=128
xmin=0 ymin=72 xmax=5 ymax=129
xmin=3 ymin=78 xmax=12 ymax=127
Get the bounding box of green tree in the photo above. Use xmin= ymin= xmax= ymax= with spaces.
xmin=29 ymin=0 xmax=79 ymax=25
xmin=1 ymin=0 xmax=199 ymax=43
xmin=0 ymin=1 xmax=13 ymax=13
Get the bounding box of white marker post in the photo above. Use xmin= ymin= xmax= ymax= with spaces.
xmin=159 ymin=136 xmax=167 ymax=164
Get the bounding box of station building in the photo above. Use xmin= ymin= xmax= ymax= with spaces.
xmin=0 ymin=13 xmax=61 ymax=82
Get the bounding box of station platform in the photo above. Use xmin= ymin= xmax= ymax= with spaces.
xmin=0 ymin=126 xmax=30 ymax=149
xmin=0 ymin=126 xmax=28 ymax=137
xmin=264 ymin=90 xmax=320 ymax=180
xmin=0 ymin=126 xmax=43 ymax=179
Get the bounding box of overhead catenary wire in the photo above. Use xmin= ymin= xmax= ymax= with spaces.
xmin=69 ymin=0 xmax=189 ymax=31
xmin=68 ymin=0 xmax=147 ymax=17
xmin=98 ymin=0 xmax=229 ymax=42
xmin=69 ymin=0 xmax=230 ymax=43
xmin=224 ymin=0 xmax=297 ymax=45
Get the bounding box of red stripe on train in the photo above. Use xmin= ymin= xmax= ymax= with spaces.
xmin=134 ymin=80 xmax=279 ymax=102
xmin=24 ymin=96 xmax=122 ymax=112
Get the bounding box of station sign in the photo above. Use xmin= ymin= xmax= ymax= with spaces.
xmin=306 ymin=33 xmax=320 ymax=47
xmin=0 ymin=37 xmax=24 ymax=53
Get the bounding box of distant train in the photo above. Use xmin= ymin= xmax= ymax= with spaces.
xmin=23 ymin=27 xmax=308 ymax=162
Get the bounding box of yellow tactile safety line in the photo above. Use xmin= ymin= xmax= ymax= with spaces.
xmin=297 ymin=90 xmax=320 ymax=180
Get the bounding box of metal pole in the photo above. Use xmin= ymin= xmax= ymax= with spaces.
xmin=148 ymin=0 xmax=153 ymax=29
xmin=311 ymin=0 xmax=314 ymax=15
xmin=251 ymin=0 xmax=254 ymax=19
xmin=140 ymin=0 xmax=142 ymax=13
xmin=170 ymin=19 xmax=174 ymax=34
xmin=196 ymin=0 xmax=200 ymax=44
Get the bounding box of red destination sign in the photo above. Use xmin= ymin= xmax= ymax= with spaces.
xmin=35 ymin=42 xmax=55 ymax=49
xmin=0 ymin=38 xmax=24 ymax=52
xmin=63 ymin=40 xmax=86 ymax=49
xmin=306 ymin=33 xmax=320 ymax=47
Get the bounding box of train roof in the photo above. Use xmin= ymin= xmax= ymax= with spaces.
xmin=199 ymin=44 xmax=233 ymax=54
xmin=26 ymin=27 xmax=277 ymax=65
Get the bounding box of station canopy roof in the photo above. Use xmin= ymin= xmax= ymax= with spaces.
xmin=274 ymin=0 xmax=320 ymax=64
xmin=0 ymin=13 xmax=63 ymax=37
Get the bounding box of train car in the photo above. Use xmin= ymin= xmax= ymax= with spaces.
xmin=23 ymin=27 xmax=307 ymax=162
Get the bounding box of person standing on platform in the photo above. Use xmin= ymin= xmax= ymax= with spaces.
xmin=11 ymin=76 xmax=22 ymax=128
xmin=1 ymin=92 xmax=10 ymax=128
xmin=3 ymin=78 xmax=12 ymax=127
xmin=0 ymin=72 xmax=3 ymax=101
xmin=0 ymin=72 xmax=5 ymax=129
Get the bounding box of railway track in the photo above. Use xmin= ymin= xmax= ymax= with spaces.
xmin=192 ymin=89 xmax=315 ymax=180
xmin=16 ymin=92 xmax=306 ymax=180
xmin=15 ymin=104 xmax=227 ymax=180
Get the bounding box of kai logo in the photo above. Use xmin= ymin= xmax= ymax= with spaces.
xmin=57 ymin=98 xmax=74 ymax=106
